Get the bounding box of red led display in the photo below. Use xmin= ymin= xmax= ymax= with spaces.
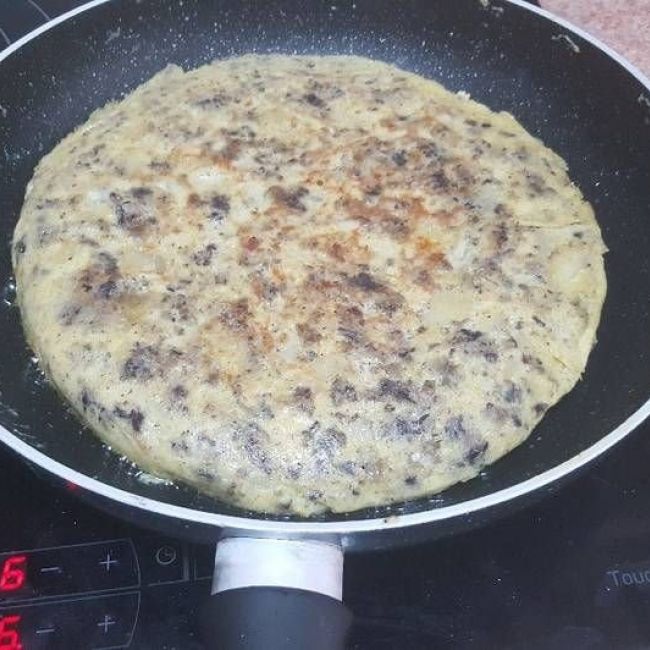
xmin=0 ymin=558 xmax=26 ymax=593
xmin=0 ymin=614 xmax=22 ymax=649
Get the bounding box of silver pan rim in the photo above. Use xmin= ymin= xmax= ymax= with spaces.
xmin=1 ymin=0 xmax=649 ymax=539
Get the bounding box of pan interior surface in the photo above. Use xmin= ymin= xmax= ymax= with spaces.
xmin=0 ymin=0 xmax=649 ymax=527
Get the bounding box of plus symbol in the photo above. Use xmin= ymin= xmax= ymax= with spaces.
xmin=99 ymin=552 xmax=119 ymax=572
xmin=97 ymin=614 xmax=116 ymax=634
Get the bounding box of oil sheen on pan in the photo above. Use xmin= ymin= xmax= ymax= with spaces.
xmin=12 ymin=55 xmax=606 ymax=515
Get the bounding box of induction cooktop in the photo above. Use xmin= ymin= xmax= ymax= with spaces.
xmin=2 ymin=2 xmax=650 ymax=649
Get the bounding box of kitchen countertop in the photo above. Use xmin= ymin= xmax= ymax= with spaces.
xmin=542 ymin=0 xmax=650 ymax=76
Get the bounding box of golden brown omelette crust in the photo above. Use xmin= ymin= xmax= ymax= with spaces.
xmin=13 ymin=55 xmax=606 ymax=515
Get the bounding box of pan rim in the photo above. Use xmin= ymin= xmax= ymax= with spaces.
xmin=1 ymin=0 xmax=649 ymax=539
xmin=1 ymin=400 xmax=648 ymax=538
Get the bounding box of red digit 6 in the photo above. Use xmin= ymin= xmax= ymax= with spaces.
xmin=0 ymin=615 xmax=22 ymax=650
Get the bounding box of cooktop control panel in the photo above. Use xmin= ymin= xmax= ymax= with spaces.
xmin=0 ymin=537 xmax=214 ymax=649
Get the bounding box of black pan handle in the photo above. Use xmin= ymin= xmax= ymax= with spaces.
xmin=200 ymin=537 xmax=350 ymax=650
xmin=201 ymin=586 xmax=352 ymax=650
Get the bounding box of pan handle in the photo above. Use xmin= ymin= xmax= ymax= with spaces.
xmin=200 ymin=537 xmax=352 ymax=650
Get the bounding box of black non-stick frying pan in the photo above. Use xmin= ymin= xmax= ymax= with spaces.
xmin=0 ymin=0 xmax=649 ymax=647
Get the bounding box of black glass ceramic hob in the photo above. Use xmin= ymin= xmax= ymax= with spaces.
xmin=2 ymin=1 xmax=650 ymax=649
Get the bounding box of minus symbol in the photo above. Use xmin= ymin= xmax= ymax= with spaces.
xmin=39 ymin=566 xmax=62 ymax=574
xmin=36 ymin=627 xmax=55 ymax=635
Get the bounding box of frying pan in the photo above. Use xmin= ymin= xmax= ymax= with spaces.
xmin=1 ymin=0 xmax=649 ymax=647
